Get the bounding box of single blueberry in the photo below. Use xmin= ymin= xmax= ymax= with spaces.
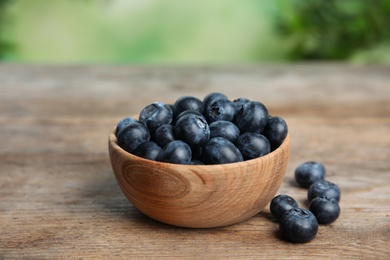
xmin=262 ymin=116 xmax=288 ymax=151
xmin=233 ymin=97 xmax=250 ymax=112
xmin=236 ymin=132 xmax=271 ymax=160
xmin=205 ymin=98 xmax=237 ymax=123
xmin=270 ymin=194 xmax=299 ymax=220
xmin=157 ymin=140 xmax=192 ymax=164
xmin=139 ymin=102 xmax=173 ymax=134
xmin=133 ymin=141 xmax=162 ymax=161
xmin=295 ymin=161 xmax=326 ymax=188
xmin=115 ymin=117 xmax=139 ymax=136
xmin=235 ymin=101 xmax=268 ymax=133
xmin=191 ymin=146 xmax=203 ymax=161
xmin=309 ymin=196 xmax=340 ymax=224
xmin=174 ymin=110 xmax=205 ymax=124
xmin=209 ymin=120 xmax=241 ymax=143
xmin=279 ymin=208 xmax=318 ymax=243
xmin=153 ymin=124 xmax=177 ymax=148
xmin=188 ymin=160 xmax=205 ymax=165
xmin=117 ymin=122 xmax=150 ymax=153
xmin=173 ymin=96 xmax=203 ymax=118
xmin=308 ymin=180 xmax=341 ymax=202
xmin=168 ymin=104 xmax=175 ymax=113
xmin=203 ymin=92 xmax=228 ymax=113
xmin=175 ymin=114 xmax=210 ymax=147
xmin=202 ymin=137 xmax=243 ymax=165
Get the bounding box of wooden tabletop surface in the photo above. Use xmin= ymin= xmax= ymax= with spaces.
xmin=0 ymin=64 xmax=389 ymax=259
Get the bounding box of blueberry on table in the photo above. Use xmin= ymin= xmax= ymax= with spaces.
xmin=309 ymin=196 xmax=340 ymax=224
xmin=133 ymin=141 xmax=162 ymax=161
xmin=270 ymin=194 xmax=299 ymax=220
xmin=153 ymin=124 xmax=177 ymax=148
xmin=235 ymin=132 xmax=270 ymax=160
xmin=308 ymin=180 xmax=341 ymax=202
xmin=139 ymin=102 xmax=173 ymax=134
xmin=202 ymin=92 xmax=228 ymax=112
xmin=157 ymin=140 xmax=192 ymax=164
xmin=117 ymin=122 xmax=150 ymax=153
xmin=205 ymin=98 xmax=237 ymax=123
xmin=209 ymin=120 xmax=241 ymax=143
xmin=115 ymin=117 xmax=138 ymax=135
xmin=235 ymin=101 xmax=269 ymax=133
xmin=175 ymin=114 xmax=210 ymax=147
xmin=262 ymin=116 xmax=288 ymax=151
xmin=294 ymin=161 xmax=326 ymax=188
xmin=173 ymin=96 xmax=203 ymax=118
xmin=202 ymin=137 xmax=243 ymax=165
xmin=279 ymin=208 xmax=318 ymax=243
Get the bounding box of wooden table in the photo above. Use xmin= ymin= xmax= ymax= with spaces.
xmin=1 ymin=64 xmax=389 ymax=259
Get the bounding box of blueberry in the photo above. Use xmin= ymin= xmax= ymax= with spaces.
xmin=262 ymin=116 xmax=288 ymax=151
xmin=235 ymin=101 xmax=268 ymax=133
xmin=174 ymin=110 xmax=205 ymax=124
xmin=209 ymin=120 xmax=241 ymax=143
xmin=175 ymin=114 xmax=210 ymax=147
xmin=153 ymin=124 xmax=177 ymax=148
xmin=173 ymin=96 xmax=203 ymax=118
xmin=205 ymin=98 xmax=237 ymax=123
xmin=191 ymin=146 xmax=203 ymax=161
xmin=168 ymin=103 xmax=175 ymax=112
xmin=235 ymin=132 xmax=270 ymax=160
xmin=203 ymin=92 xmax=228 ymax=112
xmin=233 ymin=97 xmax=250 ymax=111
xmin=188 ymin=160 xmax=205 ymax=165
xmin=309 ymin=196 xmax=340 ymax=224
xmin=157 ymin=140 xmax=192 ymax=164
xmin=279 ymin=208 xmax=318 ymax=243
xmin=117 ymin=122 xmax=150 ymax=153
xmin=308 ymin=180 xmax=341 ymax=202
xmin=133 ymin=141 xmax=162 ymax=161
xmin=115 ymin=117 xmax=139 ymax=135
xmin=270 ymin=194 xmax=299 ymax=220
xmin=139 ymin=102 xmax=173 ymax=134
xmin=202 ymin=137 xmax=243 ymax=165
xmin=295 ymin=161 xmax=326 ymax=188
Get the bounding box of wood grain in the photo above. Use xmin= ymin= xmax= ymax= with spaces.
xmin=0 ymin=64 xmax=389 ymax=259
xmin=109 ymin=132 xmax=290 ymax=228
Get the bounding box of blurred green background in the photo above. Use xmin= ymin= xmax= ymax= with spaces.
xmin=1 ymin=0 xmax=389 ymax=64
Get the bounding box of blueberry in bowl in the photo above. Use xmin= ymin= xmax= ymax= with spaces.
xmin=108 ymin=94 xmax=290 ymax=228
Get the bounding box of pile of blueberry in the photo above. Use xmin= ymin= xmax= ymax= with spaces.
xmin=270 ymin=161 xmax=341 ymax=243
xmin=115 ymin=93 xmax=288 ymax=165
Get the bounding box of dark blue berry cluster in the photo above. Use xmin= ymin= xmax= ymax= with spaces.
xmin=115 ymin=93 xmax=288 ymax=165
xmin=270 ymin=161 xmax=341 ymax=243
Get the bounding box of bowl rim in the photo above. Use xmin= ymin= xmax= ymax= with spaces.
xmin=109 ymin=126 xmax=290 ymax=169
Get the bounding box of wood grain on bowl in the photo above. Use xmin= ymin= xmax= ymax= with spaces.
xmin=109 ymin=131 xmax=290 ymax=228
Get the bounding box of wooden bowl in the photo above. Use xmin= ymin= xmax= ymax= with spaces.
xmin=108 ymin=130 xmax=290 ymax=228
